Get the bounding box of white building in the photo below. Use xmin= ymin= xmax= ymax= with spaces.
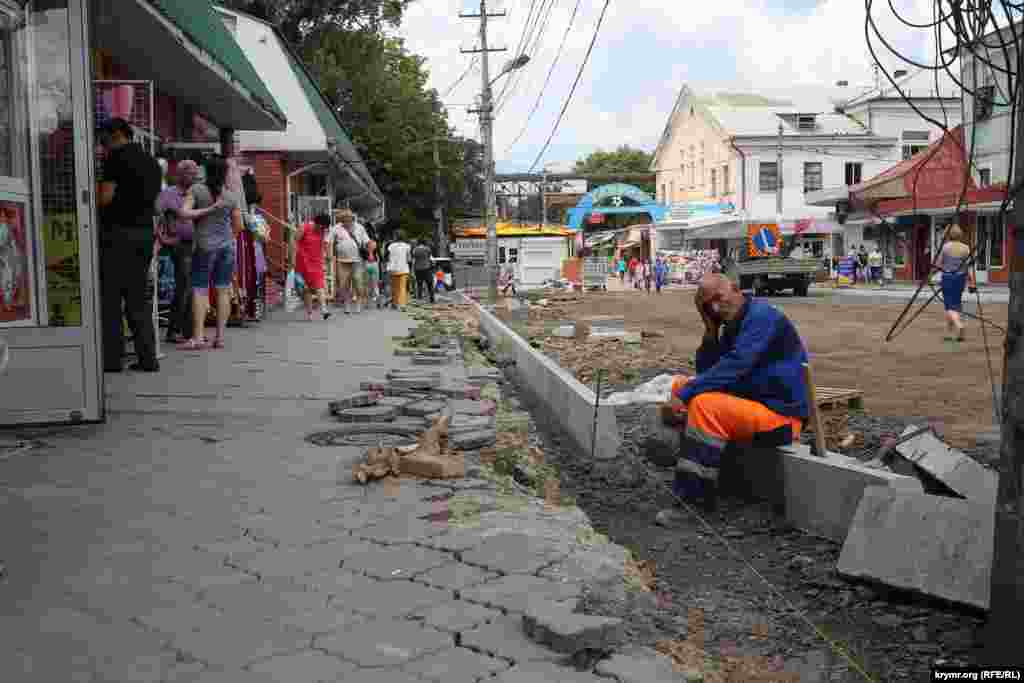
xmin=651 ymin=87 xmax=899 ymax=261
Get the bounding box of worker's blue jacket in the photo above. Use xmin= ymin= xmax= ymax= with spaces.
xmin=675 ymin=295 xmax=810 ymax=419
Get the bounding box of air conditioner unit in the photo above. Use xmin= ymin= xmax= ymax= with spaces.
xmin=975 ymin=85 xmax=995 ymax=122
xmin=797 ymin=115 xmax=816 ymax=131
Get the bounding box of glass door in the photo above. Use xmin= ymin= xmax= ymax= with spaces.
xmin=975 ymin=215 xmax=989 ymax=284
xmin=0 ymin=0 xmax=103 ymax=425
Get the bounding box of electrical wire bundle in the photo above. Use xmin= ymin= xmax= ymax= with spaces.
xmin=867 ymin=0 xmax=1024 ymax=424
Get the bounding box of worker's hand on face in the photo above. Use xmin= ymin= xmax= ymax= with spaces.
xmin=695 ymin=290 xmax=719 ymax=338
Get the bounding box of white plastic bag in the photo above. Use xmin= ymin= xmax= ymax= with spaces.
xmin=284 ymin=270 xmax=300 ymax=312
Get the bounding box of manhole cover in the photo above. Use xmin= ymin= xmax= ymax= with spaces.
xmin=306 ymin=423 xmax=425 ymax=447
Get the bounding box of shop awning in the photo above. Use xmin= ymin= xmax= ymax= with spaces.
xmin=850 ymin=126 xmax=962 ymax=203
xmin=93 ymin=0 xmax=286 ymax=131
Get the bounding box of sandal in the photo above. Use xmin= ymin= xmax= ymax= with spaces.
xmin=176 ymin=338 xmax=209 ymax=351
xmin=211 ymin=338 xmax=225 ymax=350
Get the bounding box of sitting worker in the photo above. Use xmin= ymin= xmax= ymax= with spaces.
xmin=665 ymin=273 xmax=809 ymax=515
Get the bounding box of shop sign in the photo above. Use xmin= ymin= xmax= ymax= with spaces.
xmin=43 ymin=212 xmax=82 ymax=326
xmin=452 ymin=238 xmax=486 ymax=258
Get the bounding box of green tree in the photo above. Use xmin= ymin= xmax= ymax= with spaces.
xmin=220 ymin=0 xmax=411 ymax=47
xmin=304 ymin=30 xmax=483 ymax=241
xmin=574 ymin=145 xmax=655 ymax=195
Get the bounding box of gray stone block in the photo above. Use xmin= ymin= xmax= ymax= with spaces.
xmin=403 ymin=646 xmax=510 ymax=682
xmin=314 ymin=618 xmax=451 ymax=666
xmin=415 ymin=600 xmax=503 ymax=633
xmin=781 ymin=444 xmax=923 ymax=542
xmin=496 ymin=662 xmax=606 ymax=682
xmin=378 ymin=396 xmax=414 ymax=409
xmin=460 ymin=616 xmax=564 ymax=664
xmin=522 ymin=602 xmax=625 ymax=654
xmin=553 ymin=325 xmax=575 ymax=338
xmin=896 ymin=426 xmax=999 ymax=504
xmin=337 ymin=405 xmax=397 ymax=423
xmin=450 ymin=399 xmax=497 ymax=416
xmin=248 ymin=650 xmax=356 ymax=681
xmin=461 ymin=533 xmax=568 ymax=575
xmin=451 ymin=429 xmax=497 ymax=450
xmin=461 ymin=575 xmax=581 ymax=613
xmin=330 ymin=577 xmax=451 ymax=618
xmin=328 ymin=391 xmax=380 ymax=414
xmin=388 ymin=368 xmax=442 ymax=379
xmin=391 ymin=376 xmax=443 ymax=390
xmin=341 ymin=544 xmax=450 ymax=580
xmin=448 ymin=415 xmax=496 ymax=435
xmin=837 ymin=487 xmax=994 ymax=610
xmin=404 ymin=399 xmax=448 ymax=417
xmin=414 ymin=354 xmax=451 ymax=365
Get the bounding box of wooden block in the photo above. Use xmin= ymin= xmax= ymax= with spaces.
xmin=400 ymin=451 xmax=465 ymax=479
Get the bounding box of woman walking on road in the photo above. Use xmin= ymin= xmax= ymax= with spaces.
xmin=365 ymin=239 xmax=381 ymax=308
xmin=177 ymin=157 xmax=244 ymax=350
xmin=935 ymin=224 xmax=974 ymax=342
xmin=294 ymin=214 xmax=332 ymax=321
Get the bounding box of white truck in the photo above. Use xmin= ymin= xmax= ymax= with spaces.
xmin=735 ymin=257 xmax=822 ymax=297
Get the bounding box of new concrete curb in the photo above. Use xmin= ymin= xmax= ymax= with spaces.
xmin=462 ymin=295 xmax=622 ymax=462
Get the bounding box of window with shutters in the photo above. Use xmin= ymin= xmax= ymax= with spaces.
xmin=803 ymin=162 xmax=822 ymax=193
xmin=710 ymin=168 xmax=717 ymax=196
xmin=759 ymin=162 xmax=778 ymax=192
xmin=901 ymin=131 xmax=930 ymax=160
xmin=844 ymin=162 xmax=862 ymax=185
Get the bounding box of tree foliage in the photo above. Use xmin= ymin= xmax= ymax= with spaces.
xmin=221 ymin=0 xmax=484 ymax=243
xmin=220 ymin=0 xmax=410 ymax=47
xmin=304 ymin=30 xmax=483 ymax=241
xmin=573 ymin=145 xmax=654 ymax=175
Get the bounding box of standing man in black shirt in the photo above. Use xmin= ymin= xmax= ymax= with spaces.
xmin=96 ymin=118 xmax=164 ymax=372
xmin=411 ymin=240 xmax=435 ymax=304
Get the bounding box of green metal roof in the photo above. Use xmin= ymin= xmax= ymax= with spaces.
xmin=146 ymin=0 xmax=286 ymax=125
xmin=283 ymin=46 xmax=381 ymax=198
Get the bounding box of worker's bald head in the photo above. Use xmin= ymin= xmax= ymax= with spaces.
xmin=697 ymin=273 xmax=745 ymax=322
xmin=697 ymin=273 xmax=735 ymax=299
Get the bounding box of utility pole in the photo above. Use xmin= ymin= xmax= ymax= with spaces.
xmin=776 ymin=122 xmax=783 ymax=217
xmin=541 ymin=172 xmax=547 ymax=227
xmin=432 ymin=137 xmax=447 ymax=257
xmin=986 ymin=85 xmax=1024 ymax=664
xmin=461 ymin=0 xmax=506 ymax=303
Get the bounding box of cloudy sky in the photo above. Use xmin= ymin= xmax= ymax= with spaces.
xmin=399 ymin=0 xmax=946 ymax=172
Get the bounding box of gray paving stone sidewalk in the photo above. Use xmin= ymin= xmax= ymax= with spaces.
xmin=0 ymin=307 xmax=667 ymax=682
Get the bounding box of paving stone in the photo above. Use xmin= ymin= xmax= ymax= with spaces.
xmin=302 ymin=569 xmax=377 ymax=596
xmin=461 ymin=575 xmax=582 ymax=613
xmin=328 ymin=392 xmax=381 ymax=415
xmin=436 ymin=384 xmax=482 ymax=400
xmin=448 ymin=415 xmax=496 ymax=435
xmin=837 ymin=487 xmax=995 ymax=610
xmin=336 ymin=670 xmax=424 ymax=683
xmin=450 ymin=429 xmax=497 ymax=450
xmin=414 ymin=600 xmax=503 ymax=633
xmin=226 ymin=539 xmax=364 ymax=580
xmin=377 ymin=396 xmax=414 ymax=409
xmin=277 ymin=604 xmax=366 ymax=635
xmin=896 ymin=426 xmax=999 ymax=503
xmin=170 ymin=613 xmax=311 ymax=669
xmin=593 ymin=647 xmax=687 ymax=682
xmin=419 ymin=528 xmax=490 ymax=552
xmin=461 ymin=532 xmax=569 ymax=575
xmin=537 ymin=546 xmax=629 ymax=587
xmin=413 ymin=354 xmax=451 ymax=365
xmin=415 ymin=561 xmax=499 ymax=591
xmin=352 ymin=516 xmax=450 ymax=544
xmin=403 ymin=646 xmax=510 ymax=682
xmin=341 ymin=543 xmax=451 ymax=580
xmin=135 ymin=601 xmax=228 ymax=636
xmin=388 ymin=368 xmax=443 ymax=379
xmin=448 ymin=399 xmax=497 ymax=417
xmin=199 ymin=581 xmax=328 ymax=623
xmin=315 ymin=619 xmax=452 ymax=666
xmin=247 ymin=650 xmax=357 ymax=682
xmin=390 ymin=377 xmax=443 ymax=390
xmin=460 ymin=615 xmax=564 ymax=663
xmin=164 ymin=666 xmax=277 ymax=683
xmin=498 ymin=662 xmax=609 ymax=682
xmin=336 ymin=405 xmax=398 ymax=423
xmin=522 ymin=601 xmax=625 ymax=654
xmin=403 ymin=399 xmax=447 ymax=417
xmin=331 ymin=577 xmax=451 ymax=617
xmin=241 ymin=517 xmax=346 ymax=547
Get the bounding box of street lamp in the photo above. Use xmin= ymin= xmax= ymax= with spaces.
xmin=482 ymin=53 xmax=529 ymax=302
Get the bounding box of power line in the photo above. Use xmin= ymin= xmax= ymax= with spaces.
xmin=493 ymin=0 xmax=561 ymax=116
xmin=503 ymin=0 xmax=582 ymax=153
xmin=527 ymin=0 xmax=613 ymax=172
xmin=442 ymin=56 xmax=479 ymax=97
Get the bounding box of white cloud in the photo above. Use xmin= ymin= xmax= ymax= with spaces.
xmin=399 ymin=0 xmax=952 ymax=168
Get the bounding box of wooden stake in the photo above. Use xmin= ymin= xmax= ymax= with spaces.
xmin=803 ymin=362 xmax=827 ymax=458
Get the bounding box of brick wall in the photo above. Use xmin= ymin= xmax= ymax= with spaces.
xmin=245 ymin=152 xmax=289 ymax=278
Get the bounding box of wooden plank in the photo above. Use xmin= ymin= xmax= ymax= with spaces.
xmin=815 ymin=386 xmax=864 ymax=410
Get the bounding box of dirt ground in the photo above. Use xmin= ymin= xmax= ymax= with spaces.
xmin=503 ymin=289 xmax=1006 ymax=449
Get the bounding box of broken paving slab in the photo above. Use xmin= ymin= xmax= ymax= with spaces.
xmin=390 ymin=377 xmax=443 ymax=390
xmin=403 ymin=400 xmax=448 ymax=418
xmin=328 ymin=391 xmax=380 ymax=415
xmin=837 ymin=486 xmax=994 ymax=610
xmin=521 ymin=601 xmax=625 ymax=654
xmin=449 ymin=399 xmax=497 ymax=417
xmin=895 ymin=426 xmax=998 ymax=504
xmin=594 ymin=647 xmax=695 ymax=683
xmin=451 ymin=430 xmax=497 ymax=451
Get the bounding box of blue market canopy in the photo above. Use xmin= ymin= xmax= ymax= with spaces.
xmin=567 ymin=183 xmax=669 ymax=229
